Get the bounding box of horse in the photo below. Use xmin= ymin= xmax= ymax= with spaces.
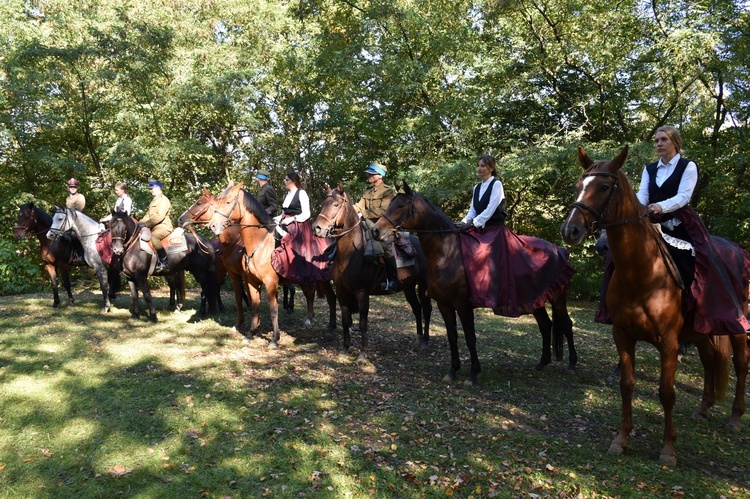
xmin=108 ymin=211 xmax=220 ymax=322
xmin=46 ymin=207 xmax=119 ymax=312
xmin=560 ymin=145 xmax=748 ymax=466
xmin=14 ymin=202 xmax=77 ymax=307
xmin=183 ymin=185 xmax=337 ymax=344
xmin=371 ymin=183 xmax=577 ymax=385
xmin=311 ymin=183 xmax=432 ymax=360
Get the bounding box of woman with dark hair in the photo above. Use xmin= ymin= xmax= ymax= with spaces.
xmin=271 ymin=172 xmax=331 ymax=284
xmin=456 ymin=155 xmax=507 ymax=230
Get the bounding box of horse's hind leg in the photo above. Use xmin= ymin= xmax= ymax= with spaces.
xmin=727 ymin=333 xmax=747 ymax=432
xmin=552 ymin=293 xmax=577 ymax=370
xmin=532 ymin=306 xmax=553 ymax=370
xmin=692 ymin=337 xmax=718 ymax=420
xmin=301 ymin=284 xmax=315 ymax=326
xmin=46 ymin=263 xmax=62 ymax=308
xmin=127 ymin=279 xmax=140 ymax=320
xmin=139 ymin=276 xmax=157 ymax=322
xmin=320 ymin=281 xmax=337 ymax=330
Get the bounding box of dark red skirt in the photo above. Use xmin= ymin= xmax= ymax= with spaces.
xmin=271 ymin=219 xmax=332 ymax=284
xmin=460 ymin=225 xmax=575 ymax=317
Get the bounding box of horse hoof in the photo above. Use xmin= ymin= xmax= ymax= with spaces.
xmin=658 ymin=453 xmax=677 ymax=467
xmin=463 ymin=378 xmax=476 ymax=387
xmin=726 ymin=419 xmax=742 ymax=433
xmin=607 ymin=443 xmax=624 ymax=455
xmin=304 ymin=319 xmax=312 ymax=326
xmin=327 ymin=322 xmax=337 ymax=331
xmin=269 ymin=341 xmax=279 ymax=349
xmin=102 ymin=307 xmax=110 ymax=313
xmin=174 ymin=305 xmax=182 ymax=312
xmin=148 ymin=315 xmax=157 ymax=323
xmin=356 ymin=353 xmax=368 ymax=364
xmin=691 ymin=410 xmax=708 ymax=421
xmin=534 ymin=362 xmax=548 ymax=371
xmin=442 ymin=373 xmax=455 ymax=383
xmin=286 ymin=308 xmax=294 ymax=315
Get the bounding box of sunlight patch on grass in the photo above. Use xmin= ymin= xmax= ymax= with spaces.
xmin=3 ymin=376 xmax=66 ymax=405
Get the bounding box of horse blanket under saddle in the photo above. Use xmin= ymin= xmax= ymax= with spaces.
xmin=271 ymin=220 xmax=332 ymax=284
xmin=459 ymin=225 xmax=575 ymax=317
xmin=597 ymin=207 xmax=750 ymax=335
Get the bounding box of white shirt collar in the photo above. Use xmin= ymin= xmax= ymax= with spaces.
xmin=658 ymin=153 xmax=681 ymax=168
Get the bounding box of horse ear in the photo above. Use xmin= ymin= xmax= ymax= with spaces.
xmin=323 ymin=183 xmax=331 ymax=194
xmin=237 ymin=182 xmax=244 ymax=190
xmin=608 ymin=145 xmax=629 ymax=173
xmin=402 ymin=181 xmax=412 ymax=195
xmin=337 ymin=182 xmax=344 ymax=193
xmin=203 ymin=186 xmax=212 ymax=196
xmin=577 ymin=147 xmax=594 ymax=169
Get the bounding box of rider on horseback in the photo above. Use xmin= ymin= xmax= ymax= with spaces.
xmin=141 ymin=179 xmax=173 ymax=273
xmin=65 ymin=178 xmax=86 ymax=264
xmin=354 ymin=162 xmax=398 ymax=293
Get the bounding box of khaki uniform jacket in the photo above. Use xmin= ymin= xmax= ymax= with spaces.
xmin=140 ymin=194 xmax=173 ymax=232
xmin=66 ymin=193 xmax=86 ymax=211
xmin=355 ymin=182 xmax=395 ymax=222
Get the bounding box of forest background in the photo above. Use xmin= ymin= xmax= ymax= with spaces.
xmin=1 ymin=0 xmax=749 ymax=298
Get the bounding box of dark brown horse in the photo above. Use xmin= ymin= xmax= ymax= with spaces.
xmin=371 ymin=183 xmax=576 ymax=385
xmin=109 ymin=211 xmax=220 ymax=322
xmin=312 ymin=183 xmax=432 ymax=361
xmin=201 ymin=184 xmax=337 ymax=344
xmin=560 ymin=145 xmax=748 ymax=466
xmin=14 ymin=202 xmax=76 ymax=307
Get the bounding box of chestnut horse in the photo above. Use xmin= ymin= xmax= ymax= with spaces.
xmin=312 ymin=183 xmax=432 ymax=360
xmin=371 ymin=183 xmax=576 ymax=385
xmin=560 ymin=145 xmax=748 ymax=466
xmin=201 ymin=184 xmax=337 ymax=344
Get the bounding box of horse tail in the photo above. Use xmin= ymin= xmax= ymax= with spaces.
xmin=711 ymin=335 xmax=732 ymax=403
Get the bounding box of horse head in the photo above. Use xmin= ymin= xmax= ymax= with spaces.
xmin=179 ymin=187 xmax=216 ymax=228
xmin=560 ymin=145 xmax=631 ymax=246
xmin=109 ymin=210 xmax=135 ymax=256
xmin=208 ymin=182 xmax=244 ymax=235
xmin=371 ymin=181 xmax=418 ymax=241
xmin=313 ymin=182 xmax=353 ymax=238
xmin=14 ymin=202 xmax=37 ymax=240
xmin=47 ymin=206 xmax=72 ymax=240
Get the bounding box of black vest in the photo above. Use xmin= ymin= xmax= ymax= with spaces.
xmin=646 ymin=158 xmax=695 ymax=222
xmin=473 ymin=178 xmax=507 ymax=226
xmin=282 ymin=190 xmax=302 ymax=216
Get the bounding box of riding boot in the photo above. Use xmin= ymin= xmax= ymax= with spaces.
xmin=155 ymin=248 xmax=170 ymax=273
xmin=380 ymin=253 xmax=399 ymax=294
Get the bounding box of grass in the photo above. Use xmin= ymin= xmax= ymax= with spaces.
xmin=0 ymin=282 xmax=748 ymax=498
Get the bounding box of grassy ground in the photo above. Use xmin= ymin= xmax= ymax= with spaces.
xmin=0 ymin=283 xmax=748 ymax=498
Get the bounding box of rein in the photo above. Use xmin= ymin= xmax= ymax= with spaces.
xmin=317 ymin=192 xmax=363 ymax=238
xmin=569 ymin=171 xmax=648 ymax=235
xmin=380 ymin=192 xmax=461 ymax=234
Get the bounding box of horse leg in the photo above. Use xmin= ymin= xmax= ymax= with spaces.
xmin=403 ymin=284 xmax=426 ymax=349
xmin=354 ymin=290 xmax=370 ymax=363
xmin=60 ymin=264 xmax=74 ymax=306
xmin=457 ymin=306 xmax=480 ymax=385
xmin=339 ymin=294 xmax=354 ymax=354
xmin=418 ymin=285 xmax=432 ymax=348
xmin=532 ymin=306 xmax=553 ymax=370
xmin=229 ymin=274 xmax=246 ymax=332
xmin=127 ymin=278 xmax=140 ymax=320
xmin=657 ymin=341 xmax=680 ymax=466
xmin=551 ymin=292 xmax=576 ymax=370
xmin=321 ymin=281 xmax=337 ymax=330
xmin=46 ymin=263 xmax=62 ymax=308
xmin=301 ymin=284 xmax=315 ymax=326
xmin=692 ymin=336 xmax=718 ymax=420
xmin=609 ymin=333 xmax=635 ymax=456
xmin=437 ymin=302 xmax=461 ymax=382
xmin=265 ymin=282 xmax=280 ymax=347
xmin=139 ymin=275 xmax=157 ymax=323
xmin=247 ymin=284 xmax=262 ymax=337
xmin=96 ymin=267 xmax=111 ymax=313
xmin=727 ymin=333 xmax=747 ymax=432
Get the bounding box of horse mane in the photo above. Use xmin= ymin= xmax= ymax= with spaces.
xmin=414 ymin=191 xmax=454 ymax=227
xmin=240 ymin=188 xmax=272 ymax=226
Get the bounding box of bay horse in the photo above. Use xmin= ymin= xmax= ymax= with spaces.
xmin=560 ymin=145 xmax=748 ymax=466
xmin=46 ymin=207 xmax=118 ymax=312
xmin=194 ymin=185 xmax=337 ymax=344
xmin=312 ymin=183 xmax=432 ymax=361
xmin=15 ymin=202 xmax=76 ymax=307
xmin=109 ymin=211 xmax=220 ymax=322
xmin=371 ymin=183 xmax=576 ymax=385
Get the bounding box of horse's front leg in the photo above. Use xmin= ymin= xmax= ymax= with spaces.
xmin=403 ymin=284 xmax=427 ymax=348
xmin=229 ymin=274 xmax=246 ymax=333
xmin=657 ymin=341 xmax=679 ymax=466
xmin=338 ymin=293 xmax=353 ymax=354
xmin=127 ymin=278 xmax=140 ymax=320
xmin=301 ymin=284 xmax=315 ymax=326
xmin=96 ymin=267 xmax=111 ymax=313
xmin=692 ymin=336 xmax=717 ymax=420
xmin=247 ymin=283 xmax=261 ymax=337
xmin=355 ymin=290 xmax=370 ymax=363
xmin=457 ymin=305 xmax=480 ymax=386
xmin=728 ymin=333 xmax=748 ymax=432
xmin=532 ymin=306 xmax=553 ymax=370
xmin=46 ymin=263 xmax=62 ymax=308
xmin=139 ymin=275 xmax=157 ymax=322
xmin=322 ymin=281 xmax=337 ymax=330
xmin=609 ymin=332 xmax=635 ymax=456
xmin=437 ymin=301 xmax=461 ymax=382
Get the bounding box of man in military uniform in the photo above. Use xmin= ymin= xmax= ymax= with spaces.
xmin=255 ymin=169 xmax=280 ymax=216
xmin=65 ymin=178 xmax=86 ymax=263
xmin=354 ymin=162 xmax=398 ymax=292
xmin=140 ymin=179 xmax=173 ymax=272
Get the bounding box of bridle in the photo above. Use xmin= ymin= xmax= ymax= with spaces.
xmin=212 ymin=190 xmax=241 ymax=229
xmin=184 ymin=197 xmax=216 ymax=226
xmin=316 ymin=191 xmax=362 ymax=238
xmin=47 ymin=209 xmax=73 ymax=239
xmin=109 ymin=216 xmax=138 ymax=250
xmin=569 ymin=171 xmax=648 ymax=236
xmin=213 ymin=189 xmax=276 ymax=230
xmin=380 ymin=192 xmax=416 ymax=233
xmin=14 ymin=207 xmax=43 ymax=237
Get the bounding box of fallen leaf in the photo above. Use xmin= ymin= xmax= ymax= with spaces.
xmin=107 ymin=465 xmax=133 ymax=478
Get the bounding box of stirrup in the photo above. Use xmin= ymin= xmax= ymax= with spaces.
xmin=380 ymin=279 xmax=397 ymax=293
